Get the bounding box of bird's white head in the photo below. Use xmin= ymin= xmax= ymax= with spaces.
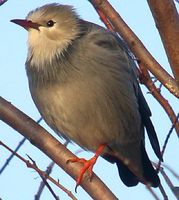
xmin=11 ymin=3 xmax=80 ymax=67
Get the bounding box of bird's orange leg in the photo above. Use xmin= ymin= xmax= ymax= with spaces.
xmin=67 ymin=144 xmax=106 ymax=191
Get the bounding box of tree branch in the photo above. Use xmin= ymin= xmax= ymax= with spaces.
xmin=0 ymin=96 xmax=118 ymax=200
xmin=159 ymin=167 xmax=179 ymax=200
xmin=139 ymin=63 xmax=179 ymax=135
xmin=147 ymin=0 xmax=179 ymax=87
xmin=88 ymin=0 xmax=179 ymax=98
xmin=35 ymin=161 xmax=56 ymax=200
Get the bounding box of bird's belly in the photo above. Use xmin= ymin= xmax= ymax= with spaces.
xmin=31 ymin=85 xmax=117 ymax=152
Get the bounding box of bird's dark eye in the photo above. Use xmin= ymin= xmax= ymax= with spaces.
xmin=46 ymin=20 xmax=55 ymax=27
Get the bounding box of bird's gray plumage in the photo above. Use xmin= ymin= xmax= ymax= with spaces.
xmin=14 ymin=3 xmax=162 ymax=187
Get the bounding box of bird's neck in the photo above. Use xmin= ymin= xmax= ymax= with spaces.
xmin=26 ymin=42 xmax=75 ymax=87
xmin=27 ymin=31 xmax=71 ymax=66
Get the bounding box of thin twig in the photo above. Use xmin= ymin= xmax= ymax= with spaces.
xmin=0 ymin=140 xmax=77 ymax=200
xmin=153 ymin=162 xmax=179 ymax=200
xmin=139 ymin=62 xmax=179 ymax=135
xmin=157 ymin=113 xmax=179 ymax=171
xmin=27 ymin=156 xmax=59 ymax=200
xmin=35 ymin=141 xmax=69 ymax=200
xmin=158 ymin=184 xmax=169 ymax=200
xmin=0 ymin=137 xmax=26 ymax=174
xmin=0 ymin=117 xmax=42 ymax=174
xmin=35 ymin=161 xmax=55 ymax=200
xmin=145 ymin=185 xmax=160 ymax=200
xmin=159 ymin=167 xmax=179 ymax=200
xmin=161 ymin=112 xmax=179 ymax=156
xmin=162 ymin=164 xmax=179 ymax=181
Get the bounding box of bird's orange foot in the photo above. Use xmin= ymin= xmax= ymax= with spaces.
xmin=67 ymin=144 xmax=106 ymax=192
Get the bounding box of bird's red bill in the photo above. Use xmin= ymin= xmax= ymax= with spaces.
xmin=11 ymin=19 xmax=40 ymax=30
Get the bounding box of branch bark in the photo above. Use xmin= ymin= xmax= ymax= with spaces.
xmin=0 ymin=96 xmax=118 ymax=200
xmin=139 ymin=64 xmax=179 ymax=135
xmin=147 ymin=0 xmax=179 ymax=87
xmin=88 ymin=0 xmax=179 ymax=98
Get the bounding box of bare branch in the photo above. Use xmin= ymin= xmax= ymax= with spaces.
xmin=158 ymin=184 xmax=169 ymax=200
xmin=153 ymin=162 xmax=179 ymax=199
xmin=0 ymin=137 xmax=26 ymax=174
xmin=0 ymin=141 xmax=76 ymax=200
xmin=30 ymin=159 xmax=59 ymax=200
xmin=0 ymin=117 xmax=42 ymax=174
xmin=159 ymin=167 xmax=179 ymax=200
xmin=161 ymin=113 xmax=179 ymax=156
xmin=35 ymin=141 xmax=69 ymax=199
xmin=35 ymin=161 xmax=56 ymax=200
xmin=156 ymin=113 xmax=179 ymax=170
xmin=139 ymin=63 xmax=179 ymax=135
xmin=162 ymin=164 xmax=179 ymax=181
xmin=147 ymin=0 xmax=179 ymax=87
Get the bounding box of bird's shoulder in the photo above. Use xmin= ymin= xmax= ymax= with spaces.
xmin=78 ymin=20 xmax=128 ymax=52
xmin=77 ymin=20 xmax=139 ymax=81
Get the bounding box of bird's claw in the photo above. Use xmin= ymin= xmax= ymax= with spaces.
xmin=68 ymin=156 xmax=96 ymax=192
xmin=67 ymin=144 xmax=106 ymax=192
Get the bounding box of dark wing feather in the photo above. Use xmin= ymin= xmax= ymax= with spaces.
xmin=112 ymin=28 xmax=162 ymax=161
xmin=138 ymin=88 xmax=163 ymax=161
xmin=113 ymin=29 xmax=163 ymax=161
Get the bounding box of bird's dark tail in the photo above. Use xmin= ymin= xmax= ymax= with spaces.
xmin=115 ymin=142 xmax=160 ymax=187
xmin=140 ymin=142 xmax=160 ymax=187
xmin=104 ymin=142 xmax=160 ymax=187
xmin=116 ymin=159 xmax=138 ymax=187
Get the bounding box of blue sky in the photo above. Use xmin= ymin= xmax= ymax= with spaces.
xmin=0 ymin=1 xmax=179 ymax=200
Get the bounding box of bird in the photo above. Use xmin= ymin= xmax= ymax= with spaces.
xmin=11 ymin=3 xmax=162 ymax=188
